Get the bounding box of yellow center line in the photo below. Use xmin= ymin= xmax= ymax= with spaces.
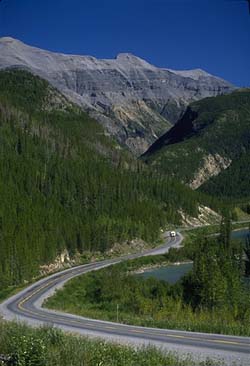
xmin=153 ymin=333 xmax=245 ymax=346
xmin=17 ymin=273 xmax=250 ymax=350
xmin=131 ymin=329 xmax=145 ymax=334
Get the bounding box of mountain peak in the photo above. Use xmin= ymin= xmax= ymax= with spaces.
xmin=115 ymin=53 xmax=155 ymax=69
xmin=116 ymin=53 xmax=137 ymax=59
xmin=1 ymin=36 xmax=17 ymax=43
xmin=0 ymin=37 xmax=22 ymax=46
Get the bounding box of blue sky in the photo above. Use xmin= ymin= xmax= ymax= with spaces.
xmin=0 ymin=0 xmax=249 ymax=86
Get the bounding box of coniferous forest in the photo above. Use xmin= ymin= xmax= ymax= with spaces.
xmin=0 ymin=69 xmax=211 ymax=289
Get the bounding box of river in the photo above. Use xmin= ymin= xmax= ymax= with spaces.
xmin=136 ymin=262 xmax=193 ymax=284
xmin=231 ymin=228 xmax=249 ymax=240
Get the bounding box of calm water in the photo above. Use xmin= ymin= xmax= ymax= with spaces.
xmin=137 ymin=262 xmax=193 ymax=284
xmin=231 ymin=228 xmax=249 ymax=240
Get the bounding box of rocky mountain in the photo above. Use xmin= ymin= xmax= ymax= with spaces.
xmin=0 ymin=37 xmax=235 ymax=155
xmin=142 ymin=89 xmax=250 ymax=199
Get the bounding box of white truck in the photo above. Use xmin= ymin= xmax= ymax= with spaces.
xmin=170 ymin=231 xmax=176 ymax=238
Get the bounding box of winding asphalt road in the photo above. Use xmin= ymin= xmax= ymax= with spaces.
xmin=1 ymin=233 xmax=250 ymax=365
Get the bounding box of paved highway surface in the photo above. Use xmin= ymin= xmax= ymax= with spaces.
xmin=1 ymin=233 xmax=250 ymax=365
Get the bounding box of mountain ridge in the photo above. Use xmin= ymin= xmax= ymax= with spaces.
xmin=0 ymin=37 xmax=235 ymax=155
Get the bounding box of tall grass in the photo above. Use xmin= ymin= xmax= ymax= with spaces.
xmin=0 ymin=321 xmax=221 ymax=366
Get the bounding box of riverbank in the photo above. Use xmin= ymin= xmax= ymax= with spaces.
xmin=135 ymin=262 xmax=193 ymax=285
xmin=133 ymin=261 xmax=193 ymax=275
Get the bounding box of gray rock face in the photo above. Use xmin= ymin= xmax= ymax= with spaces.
xmin=0 ymin=37 xmax=235 ymax=155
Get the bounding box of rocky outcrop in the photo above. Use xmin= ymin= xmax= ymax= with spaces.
xmin=0 ymin=37 xmax=235 ymax=155
xmin=179 ymin=205 xmax=221 ymax=227
xmin=40 ymin=250 xmax=72 ymax=276
xmin=190 ymin=154 xmax=232 ymax=189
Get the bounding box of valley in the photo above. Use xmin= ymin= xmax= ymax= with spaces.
xmin=0 ymin=30 xmax=249 ymax=366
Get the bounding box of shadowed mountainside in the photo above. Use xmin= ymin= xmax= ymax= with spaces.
xmin=143 ymin=89 xmax=250 ymax=198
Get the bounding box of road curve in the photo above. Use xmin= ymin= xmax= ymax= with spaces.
xmin=1 ymin=233 xmax=250 ymax=365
